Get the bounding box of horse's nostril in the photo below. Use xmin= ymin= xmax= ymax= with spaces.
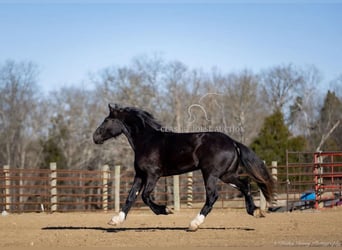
xmin=93 ymin=134 xmax=103 ymax=144
xmin=94 ymin=139 xmax=104 ymax=144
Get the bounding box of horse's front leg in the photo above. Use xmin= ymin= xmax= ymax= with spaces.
xmin=141 ymin=174 xmax=172 ymax=215
xmin=189 ymin=174 xmax=219 ymax=231
xmin=108 ymin=175 xmax=143 ymax=226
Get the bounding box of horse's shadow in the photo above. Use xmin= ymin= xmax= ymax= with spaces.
xmin=42 ymin=226 xmax=255 ymax=233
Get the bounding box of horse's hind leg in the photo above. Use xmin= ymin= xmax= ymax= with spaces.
xmin=220 ymin=174 xmax=264 ymax=217
xmin=141 ymin=173 xmax=172 ymax=215
xmin=189 ymin=174 xmax=219 ymax=231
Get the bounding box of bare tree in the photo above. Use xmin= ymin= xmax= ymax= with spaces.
xmin=223 ymin=70 xmax=266 ymax=144
xmin=0 ymin=60 xmax=42 ymax=169
xmin=261 ymin=64 xmax=304 ymax=113
xmin=0 ymin=60 xmax=46 ymax=209
xmin=288 ymin=65 xmax=322 ymax=137
xmin=45 ymin=87 xmax=104 ymax=169
xmin=163 ymin=61 xmax=205 ymax=132
xmin=163 ymin=60 xmax=188 ymax=131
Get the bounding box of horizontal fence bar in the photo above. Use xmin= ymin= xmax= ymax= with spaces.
xmin=1 ymin=152 xmax=342 ymax=213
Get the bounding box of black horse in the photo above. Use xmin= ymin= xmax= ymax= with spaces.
xmin=93 ymin=104 xmax=273 ymax=231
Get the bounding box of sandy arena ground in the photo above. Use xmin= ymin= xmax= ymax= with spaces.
xmin=0 ymin=208 xmax=341 ymax=248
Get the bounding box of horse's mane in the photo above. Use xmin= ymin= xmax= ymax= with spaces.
xmin=111 ymin=104 xmax=163 ymax=131
xmin=128 ymin=107 xmax=163 ymax=130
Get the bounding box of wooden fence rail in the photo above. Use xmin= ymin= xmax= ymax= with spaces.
xmin=1 ymin=163 xmax=263 ymax=213
xmin=1 ymin=153 xmax=341 ymax=213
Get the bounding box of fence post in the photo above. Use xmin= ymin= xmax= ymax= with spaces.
xmin=271 ymin=161 xmax=278 ymax=206
xmin=102 ymin=165 xmax=110 ymax=212
xmin=286 ymin=150 xmax=290 ymax=211
xmin=50 ymin=162 xmax=57 ymax=212
xmin=4 ymin=165 xmax=10 ymax=211
xmin=173 ymin=175 xmax=180 ymax=211
xmin=316 ymin=155 xmax=324 ymax=208
xmin=187 ymin=172 xmax=193 ymax=208
xmin=114 ymin=165 xmax=120 ymax=213
xmin=259 ymin=161 xmax=267 ymax=211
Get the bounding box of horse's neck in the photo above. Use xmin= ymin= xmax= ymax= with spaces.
xmin=121 ymin=125 xmax=136 ymax=151
xmin=122 ymin=124 xmax=157 ymax=151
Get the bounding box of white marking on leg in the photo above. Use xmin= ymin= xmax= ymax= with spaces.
xmin=189 ymin=214 xmax=205 ymax=231
xmin=165 ymin=206 xmax=174 ymax=214
xmin=253 ymin=208 xmax=266 ymax=218
xmin=108 ymin=211 xmax=126 ymax=226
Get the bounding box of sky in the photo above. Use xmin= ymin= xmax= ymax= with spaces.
xmin=0 ymin=1 xmax=341 ymax=94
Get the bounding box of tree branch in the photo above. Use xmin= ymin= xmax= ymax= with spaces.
xmin=316 ymin=120 xmax=340 ymax=151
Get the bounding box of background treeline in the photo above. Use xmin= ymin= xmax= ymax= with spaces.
xmin=0 ymin=55 xmax=341 ymax=171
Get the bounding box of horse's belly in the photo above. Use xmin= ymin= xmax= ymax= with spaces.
xmin=162 ymin=155 xmax=199 ymax=176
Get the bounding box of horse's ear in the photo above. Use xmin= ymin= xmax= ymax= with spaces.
xmin=108 ymin=103 xmax=115 ymax=113
xmin=108 ymin=103 xmax=123 ymax=114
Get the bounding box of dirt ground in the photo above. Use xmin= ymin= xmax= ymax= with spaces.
xmin=0 ymin=207 xmax=341 ymax=248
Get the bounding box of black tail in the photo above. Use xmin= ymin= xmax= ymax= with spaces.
xmin=235 ymin=142 xmax=274 ymax=202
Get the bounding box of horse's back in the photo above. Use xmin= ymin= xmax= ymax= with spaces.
xmin=160 ymin=131 xmax=236 ymax=176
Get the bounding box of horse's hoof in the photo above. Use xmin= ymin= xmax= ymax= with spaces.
xmin=165 ymin=207 xmax=173 ymax=214
xmin=187 ymin=226 xmax=198 ymax=232
xmin=253 ymin=208 xmax=266 ymax=218
xmin=108 ymin=212 xmax=126 ymax=226
xmin=188 ymin=214 xmax=205 ymax=232
xmin=108 ymin=219 xmax=119 ymax=226
xmin=188 ymin=220 xmax=200 ymax=231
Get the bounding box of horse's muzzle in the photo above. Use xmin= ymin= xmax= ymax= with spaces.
xmin=93 ymin=133 xmax=104 ymax=144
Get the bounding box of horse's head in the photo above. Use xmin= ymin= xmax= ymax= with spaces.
xmin=94 ymin=103 xmax=162 ymax=145
xmin=93 ymin=103 xmax=125 ymax=144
